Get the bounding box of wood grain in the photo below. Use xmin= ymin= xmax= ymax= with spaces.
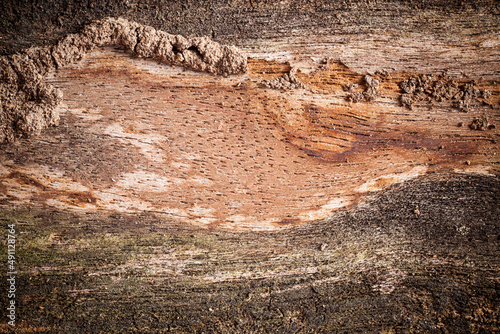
xmin=0 ymin=1 xmax=499 ymax=332
xmin=0 ymin=45 xmax=498 ymax=229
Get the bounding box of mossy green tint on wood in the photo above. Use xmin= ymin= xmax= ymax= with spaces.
xmin=1 ymin=174 xmax=498 ymax=333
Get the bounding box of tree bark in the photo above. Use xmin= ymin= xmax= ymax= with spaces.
xmin=0 ymin=1 xmax=499 ymax=333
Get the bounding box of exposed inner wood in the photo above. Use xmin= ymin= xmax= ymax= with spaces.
xmin=1 ymin=46 xmax=498 ymax=229
xmin=1 ymin=2 xmax=499 ymax=332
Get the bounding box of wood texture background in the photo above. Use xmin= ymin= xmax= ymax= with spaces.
xmin=0 ymin=1 xmax=499 ymax=332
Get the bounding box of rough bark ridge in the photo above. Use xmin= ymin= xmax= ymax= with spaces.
xmin=0 ymin=17 xmax=247 ymax=143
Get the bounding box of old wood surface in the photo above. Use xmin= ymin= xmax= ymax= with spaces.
xmin=0 ymin=1 xmax=499 ymax=333
xmin=0 ymin=46 xmax=498 ymax=229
